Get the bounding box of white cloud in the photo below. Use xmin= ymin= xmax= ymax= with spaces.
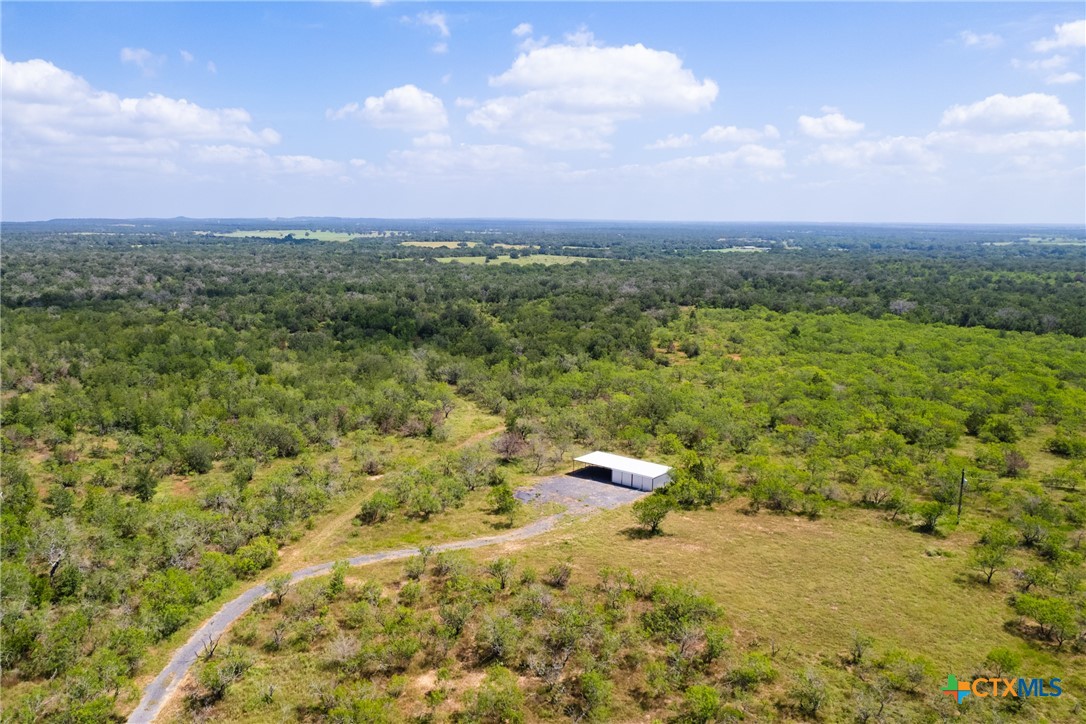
xmin=808 ymin=136 xmax=941 ymax=172
xmin=1032 ymin=19 xmax=1085 ymax=53
xmin=958 ymin=30 xmax=1002 ymax=49
xmin=180 ymin=50 xmax=194 ymax=63
xmin=512 ymin=23 xmax=533 ymax=38
xmin=702 ymin=124 xmax=780 ymax=144
xmin=328 ymin=84 xmax=448 ymax=131
xmin=656 ymin=144 xmax=786 ymax=173
xmin=388 ymin=143 xmax=531 ymax=177
xmin=1013 ymin=54 xmax=1070 ymax=71
xmin=191 ymin=145 xmax=342 ymax=175
xmin=564 ymin=26 xmax=599 ymax=47
xmin=645 ymin=133 xmax=695 ymax=150
xmin=797 ymin=110 xmax=864 ymax=139
xmin=927 ymin=129 xmax=1085 ymax=155
xmin=409 ymin=10 xmax=450 ymax=38
xmin=206 ymin=61 xmax=217 ymax=75
xmin=469 ymin=33 xmax=718 ymax=149
xmin=120 ymin=47 xmax=164 ymax=76
xmin=412 ymin=132 xmax=452 ymax=148
xmin=1046 ymin=72 xmax=1083 ymax=85
xmin=940 ymin=93 xmax=1072 ymax=130
xmin=432 ymin=42 xmax=448 ymax=55
xmin=455 ymin=97 xmax=477 ymax=108
xmin=2 ymin=55 xmax=280 ymax=153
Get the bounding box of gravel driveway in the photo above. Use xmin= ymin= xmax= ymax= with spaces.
xmin=129 ymin=475 xmax=643 ymax=722
xmin=515 ymin=474 xmax=647 ymax=513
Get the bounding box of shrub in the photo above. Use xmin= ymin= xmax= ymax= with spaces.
xmin=461 ymin=665 xmax=525 ymax=723
xmin=789 ymin=668 xmax=829 ymax=717
xmin=576 ymin=671 xmax=613 ymax=721
xmin=177 ymin=436 xmax=215 ymax=474
xmin=233 ymin=536 xmax=277 ymax=578
xmin=358 ymin=491 xmax=397 ymax=525
xmin=681 ymin=684 xmax=721 ymax=723
xmin=398 ymin=580 xmax=423 ymax=607
xmin=544 ymin=561 xmax=572 ymax=589
xmin=195 ymin=646 xmax=252 ymax=703
xmin=1045 ymin=432 xmax=1086 ymax=459
xmin=985 ymin=647 xmax=1021 ymax=677
xmin=730 ymin=652 xmax=777 ymax=689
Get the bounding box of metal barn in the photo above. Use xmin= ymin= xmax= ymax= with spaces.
xmin=573 ymin=451 xmax=672 ymax=491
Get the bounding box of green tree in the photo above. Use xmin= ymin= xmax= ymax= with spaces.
xmin=915 ymin=501 xmax=949 ymax=533
xmin=267 ymin=573 xmax=292 ymax=605
xmin=633 ymin=492 xmax=675 ymax=535
xmin=971 ymin=545 xmax=1008 ymax=584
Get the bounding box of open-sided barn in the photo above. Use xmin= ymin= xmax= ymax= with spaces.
xmin=574 ymin=451 xmax=672 ymax=491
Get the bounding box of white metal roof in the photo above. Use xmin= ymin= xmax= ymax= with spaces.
xmin=574 ymin=451 xmax=671 ymax=479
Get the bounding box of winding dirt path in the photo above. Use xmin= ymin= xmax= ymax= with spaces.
xmin=127 ymin=513 xmax=564 ymax=723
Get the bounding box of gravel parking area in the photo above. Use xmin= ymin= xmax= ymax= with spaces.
xmin=515 ymin=474 xmax=647 ymax=513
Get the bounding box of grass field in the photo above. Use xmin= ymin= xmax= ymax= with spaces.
xmin=400 ymin=241 xmax=479 ymax=248
xmin=212 ymin=230 xmax=357 ymax=242
xmin=434 ymin=254 xmax=595 ymax=265
xmin=169 ymin=496 xmax=1085 ymax=722
xmin=705 ymin=246 xmax=769 ymax=253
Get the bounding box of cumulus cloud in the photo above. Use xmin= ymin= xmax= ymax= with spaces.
xmin=0 ymin=54 xmax=344 ymax=183
xmin=468 ymin=32 xmax=718 ymax=149
xmin=512 ymin=23 xmax=533 ymax=38
xmin=702 ymin=124 xmax=780 ymax=144
xmin=797 ymin=109 xmax=864 ymax=139
xmin=1032 ymin=19 xmax=1085 ymax=53
xmin=328 ymin=84 xmax=448 ymax=131
xmin=808 ymin=136 xmax=941 ymax=173
xmin=2 ymin=55 xmax=280 ymax=152
xmin=940 ymin=93 xmax=1072 ymax=130
xmin=180 ymin=49 xmax=195 ymax=63
xmin=206 ymin=61 xmax=217 ymax=75
xmin=432 ymin=42 xmax=448 ymax=55
xmin=645 ymin=133 xmax=695 ymax=150
xmin=958 ymin=30 xmax=1002 ymax=49
xmin=120 ymin=47 xmax=164 ymax=76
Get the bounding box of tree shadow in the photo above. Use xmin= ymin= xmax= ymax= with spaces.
xmin=620 ymin=526 xmax=662 ymax=540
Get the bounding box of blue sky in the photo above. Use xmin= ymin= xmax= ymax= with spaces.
xmin=2 ymin=2 xmax=1084 ymax=222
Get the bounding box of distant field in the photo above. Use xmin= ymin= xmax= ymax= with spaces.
xmin=705 ymin=246 xmax=769 ymax=253
xmin=491 ymin=242 xmax=536 ymax=249
xmin=1017 ymin=236 xmax=1085 ymax=245
xmin=212 ymin=230 xmax=356 ymax=242
xmin=435 ymin=254 xmax=595 ymax=265
xmin=400 ymin=240 xmax=478 ymax=248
